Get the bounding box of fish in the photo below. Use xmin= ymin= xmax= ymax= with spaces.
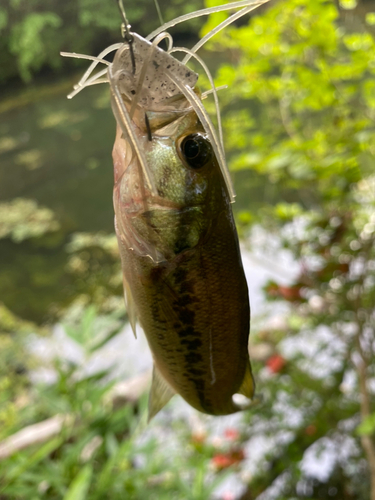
xmin=61 ymin=0 xmax=270 ymax=418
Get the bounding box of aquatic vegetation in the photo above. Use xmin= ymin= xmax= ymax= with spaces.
xmin=0 ymin=199 xmax=60 ymax=243
xmin=14 ymin=149 xmax=44 ymax=170
xmin=0 ymin=136 xmax=20 ymax=154
xmin=65 ymin=232 xmax=124 ymax=313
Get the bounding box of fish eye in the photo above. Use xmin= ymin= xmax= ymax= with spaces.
xmin=179 ymin=133 xmax=212 ymax=169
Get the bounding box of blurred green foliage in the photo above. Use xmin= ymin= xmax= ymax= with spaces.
xmin=0 ymin=0 xmax=203 ymax=84
xmin=204 ymin=0 xmax=375 ymax=497
xmin=0 ymin=308 xmax=231 ymax=500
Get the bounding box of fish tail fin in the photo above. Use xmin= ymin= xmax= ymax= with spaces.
xmin=232 ymin=360 xmax=258 ymax=411
xmin=148 ymin=364 xmax=175 ymax=422
xmin=238 ymin=360 xmax=255 ymax=399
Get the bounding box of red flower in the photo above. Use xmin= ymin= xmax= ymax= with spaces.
xmin=212 ymin=454 xmax=233 ymax=470
xmin=280 ymin=285 xmax=303 ymax=301
xmin=266 ymin=354 xmax=286 ymax=373
xmin=224 ymin=428 xmax=240 ymax=441
xmin=212 ymin=449 xmax=245 ymax=470
xmin=265 ymin=281 xmax=304 ymax=302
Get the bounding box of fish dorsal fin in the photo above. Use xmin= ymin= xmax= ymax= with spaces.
xmin=123 ymin=278 xmax=137 ymax=339
xmin=148 ymin=365 xmax=175 ymax=421
xmin=237 ymin=360 xmax=255 ymax=400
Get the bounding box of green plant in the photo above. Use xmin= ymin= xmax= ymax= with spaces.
xmin=0 ymin=0 xmax=203 ymax=84
xmin=0 ymin=307 xmax=234 ymax=500
xmin=205 ymin=0 xmax=375 ymax=497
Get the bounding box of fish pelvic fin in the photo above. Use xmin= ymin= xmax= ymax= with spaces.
xmin=148 ymin=364 xmax=175 ymax=422
xmin=123 ymin=278 xmax=137 ymax=339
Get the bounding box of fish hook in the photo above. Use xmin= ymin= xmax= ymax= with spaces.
xmin=116 ymin=0 xmax=136 ymax=74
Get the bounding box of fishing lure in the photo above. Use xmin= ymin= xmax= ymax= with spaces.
xmin=62 ymin=0 xmax=270 ymax=418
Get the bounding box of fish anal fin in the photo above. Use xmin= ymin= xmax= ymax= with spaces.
xmin=148 ymin=365 xmax=175 ymax=422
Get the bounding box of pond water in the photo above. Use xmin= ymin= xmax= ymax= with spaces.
xmin=0 ymin=72 xmax=273 ymax=324
xmin=0 ymin=81 xmax=117 ymax=322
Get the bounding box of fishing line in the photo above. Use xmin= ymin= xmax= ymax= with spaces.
xmin=153 ymin=0 xmax=165 ymax=27
xmin=116 ymin=0 xmax=136 ymax=74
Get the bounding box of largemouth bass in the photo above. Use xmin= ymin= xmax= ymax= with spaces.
xmin=62 ymin=0 xmax=271 ymax=418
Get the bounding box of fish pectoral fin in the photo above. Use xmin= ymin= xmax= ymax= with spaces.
xmin=123 ymin=278 xmax=137 ymax=339
xmin=148 ymin=365 xmax=175 ymax=422
xmin=237 ymin=360 xmax=256 ymax=400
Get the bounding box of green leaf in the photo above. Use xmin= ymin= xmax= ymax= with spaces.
xmin=366 ymin=12 xmax=375 ymax=26
xmin=339 ymin=0 xmax=357 ymax=9
xmin=3 ymin=437 xmax=63 ymax=485
xmin=274 ymin=203 xmax=304 ymax=221
xmin=9 ymin=12 xmax=62 ymax=81
xmin=356 ymin=413 xmax=375 ymax=436
xmin=63 ymin=465 xmax=93 ymax=500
